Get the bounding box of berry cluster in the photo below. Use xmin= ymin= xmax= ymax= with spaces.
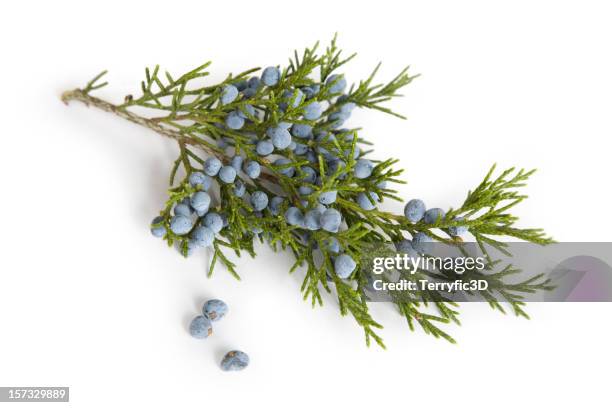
xmin=188 ymin=298 xmax=249 ymax=371
xmin=151 ymin=64 xmax=395 ymax=280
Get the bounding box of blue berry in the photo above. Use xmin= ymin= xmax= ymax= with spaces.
xmin=411 ymin=232 xmax=432 ymax=254
xmin=188 ymin=172 xmax=212 ymax=190
xmin=243 ymin=87 xmax=256 ymax=98
xmin=301 ymin=85 xmax=319 ymax=99
xmin=220 ymin=350 xmax=249 ymax=371
xmin=170 ymin=215 xmax=192 ymax=235
xmin=235 ymin=80 xmax=248 ymax=91
xmin=218 ymin=166 xmax=237 ymax=184
xmin=250 ymin=211 xmax=264 ymax=234
xmin=316 ymin=146 xmax=333 ymax=160
xmin=304 ymin=209 xmax=322 ymax=230
xmin=327 ymin=159 xmax=345 ymax=176
xmin=250 ymin=191 xmax=269 ymax=211
xmin=174 ymin=203 xmax=193 ymax=217
xmin=334 ymin=254 xmax=356 ymax=278
xmin=182 ymin=240 xmax=199 ymax=257
xmin=150 ymin=216 xmax=166 ymax=237
xmin=285 ymin=207 xmax=304 ymax=226
xmin=243 ymin=160 xmax=261 ymax=179
xmin=267 ymin=126 xmax=292 ymax=149
xmin=357 ymin=191 xmax=379 ymax=210
xmin=190 ymin=191 xmax=211 ymax=213
xmin=315 ymin=131 xmax=334 ymax=143
xmin=220 ymin=85 xmax=238 ymax=105
xmin=247 ymin=77 xmax=260 ymax=89
xmin=320 ymin=208 xmax=342 ymax=232
xmin=291 ymin=123 xmax=312 ymax=139
xmin=231 ymin=155 xmax=244 ymax=171
xmin=448 ymin=216 xmax=469 ymax=236
xmin=204 ymin=157 xmax=222 ymax=176
xmin=305 ymin=149 xmax=317 ymax=163
xmin=261 ymin=66 xmax=280 ymax=86
xmin=354 ymin=159 xmax=374 ymax=179
xmin=343 ymin=145 xmax=361 ymax=160
xmin=225 ymin=111 xmax=245 ymax=130
xmin=326 ymin=74 xmax=347 ymax=94
xmin=233 ymin=180 xmax=246 ymax=197
xmin=269 ymin=196 xmax=284 ymax=215
xmin=404 ymin=199 xmax=426 ymax=223
xmin=293 ymin=142 xmax=308 ymax=155
xmin=191 ymin=226 xmax=215 ymax=247
xmin=341 ymin=102 xmax=356 ymax=113
xmin=395 ymin=239 xmax=418 ymax=258
xmin=203 ymin=299 xmax=229 ymax=322
xmin=256 ymin=140 xmax=274 ymax=156
xmin=274 ymin=158 xmax=295 ymax=177
xmin=283 ymin=89 xmax=304 ymax=108
xmin=325 ymin=237 xmax=341 ymax=254
xmin=203 ymin=212 xmax=223 ymax=233
xmin=189 ymin=315 xmax=212 ymax=339
xmin=299 ymin=186 xmax=313 ymax=195
xmin=423 ymin=208 xmax=445 ymax=224
xmin=237 ymin=104 xmax=255 ymax=119
xmin=300 ymin=166 xmax=317 ymax=183
xmin=217 ymin=138 xmax=229 ymax=149
xmin=318 ymin=190 xmax=337 ymax=205
xmin=329 ymin=110 xmax=350 ymax=126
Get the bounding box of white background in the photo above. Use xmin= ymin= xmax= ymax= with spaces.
xmin=1 ymin=1 xmax=611 ymax=407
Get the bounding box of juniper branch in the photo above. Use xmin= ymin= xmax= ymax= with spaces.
xmin=62 ymin=36 xmax=553 ymax=347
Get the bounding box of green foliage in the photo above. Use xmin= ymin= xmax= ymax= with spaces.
xmin=63 ymin=36 xmax=553 ymax=347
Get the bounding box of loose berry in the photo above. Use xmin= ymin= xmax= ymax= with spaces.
xmin=203 ymin=299 xmax=229 ymax=322
xmin=189 ymin=315 xmax=213 ymax=339
xmin=220 ymin=350 xmax=249 ymax=371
